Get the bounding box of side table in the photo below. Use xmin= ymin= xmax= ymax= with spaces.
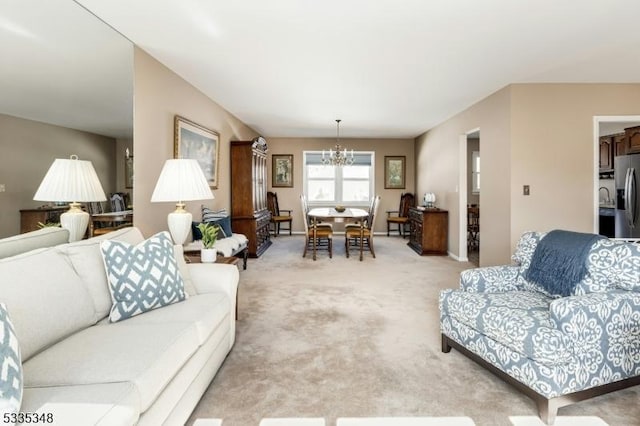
xmin=183 ymin=250 xmax=240 ymax=320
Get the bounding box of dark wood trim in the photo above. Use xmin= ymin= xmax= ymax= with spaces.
xmin=441 ymin=333 xmax=640 ymax=425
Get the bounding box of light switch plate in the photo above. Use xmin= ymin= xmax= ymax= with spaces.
xmin=523 ymin=185 xmax=530 ymax=196
xmin=0 ymin=184 xmax=5 ymax=193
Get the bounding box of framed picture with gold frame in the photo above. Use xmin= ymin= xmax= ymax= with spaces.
xmin=384 ymin=156 xmax=406 ymax=189
xmin=272 ymin=154 xmax=293 ymax=187
xmin=174 ymin=115 xmax=220 ymax=188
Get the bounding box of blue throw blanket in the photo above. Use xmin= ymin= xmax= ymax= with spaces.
xmin=526 ymin=230 xmax=603 ymax=297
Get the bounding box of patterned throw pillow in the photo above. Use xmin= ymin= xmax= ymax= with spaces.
xmin=578 ymin=238 xmax=640 ymax=293
xmin=511 ymin=231 xmax=547 ymax=267
xmin=100 ymin=231 xmax=187 ymax=323
xmin=201 ymin=206 xmax=232 ymax=238
xmin=0 ymin=304 xmax=22 ymax=420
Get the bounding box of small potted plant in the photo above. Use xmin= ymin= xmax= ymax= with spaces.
xmin=197 ymin=222 xmax=220 ymax=263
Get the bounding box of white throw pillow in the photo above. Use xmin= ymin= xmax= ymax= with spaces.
xmin=101 ymin=231 xmax=187 ymax=322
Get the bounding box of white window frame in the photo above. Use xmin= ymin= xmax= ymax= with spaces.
xmin=471 ymin=150 xmax=480 ymax=194
xmin=303 ymin=151 xmax=375 ymax=207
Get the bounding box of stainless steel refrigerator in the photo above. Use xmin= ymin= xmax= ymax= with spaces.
xmin=615 ymin=154 xmax=640 ymax=238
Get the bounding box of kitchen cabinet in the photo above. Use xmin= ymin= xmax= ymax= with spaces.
xmin=613 ymin=132 xmax=627 ymax=157
xmin=230 ymin=137 xmax=272 ymax=257
xmin=599 ymin=136 xmax=613 ymax=170
xmin=625 ymin=126 xmax=640 ymax=154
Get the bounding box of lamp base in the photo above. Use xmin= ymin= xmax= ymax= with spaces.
xmin=168 ymin=210 xmax=192 ymax=245
xmin=60 ymin=203 xmax=89 ymax=242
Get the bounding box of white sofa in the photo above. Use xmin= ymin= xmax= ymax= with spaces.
xmin=0 ymin=227 xmax=238 ymax=425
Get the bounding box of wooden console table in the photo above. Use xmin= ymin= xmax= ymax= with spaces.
xmin=89 ymin=210 xmax=133 ymax=237
xmin=407 ymin=207 xmax=448 ymax=255
xmin=20 ymin=206 xmax=67 ymax=233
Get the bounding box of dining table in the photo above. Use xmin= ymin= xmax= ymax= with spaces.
xmin=89 ymin=210 xmax=133 ymax=237
xmin=307 ymin=207 xmax=369 ymax=261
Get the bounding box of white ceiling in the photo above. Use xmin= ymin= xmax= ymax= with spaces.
xmin=0 ymin=0 xmax=133 ymax=139
xmin=4 ymin=1 xmax=640 ymax=139
xmin=74 ymin=0 xmax=640 ymax=138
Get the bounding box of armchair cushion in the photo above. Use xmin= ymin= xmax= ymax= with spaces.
xmin=459 ymin=265 xmax=521 ymax=293
xmin=549 ymin=291 xmax=640 ymax=381
xmin=441 ymin=290 xmax=573 ymax=365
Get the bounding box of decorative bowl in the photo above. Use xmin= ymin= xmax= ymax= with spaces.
xmin=334 ymin=206 xmax=346 ymax=213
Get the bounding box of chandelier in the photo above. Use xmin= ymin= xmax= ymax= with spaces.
xmin=321 ymin=119 xmax=354 ymax=167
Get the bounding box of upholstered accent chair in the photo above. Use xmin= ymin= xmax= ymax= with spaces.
xmin=267 ymin=191 xmax=292 ymax=236
xmin=440 ymin=231 xmax=640 ymax=425
xmin=386 ymin=192 xmax=414 ymax=237
xmin=345 ymin=196 xmax=380 ymax=258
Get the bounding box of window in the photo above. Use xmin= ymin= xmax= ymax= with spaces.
xmin=303 ymin=151 xmax=374 ymax=206
xmin=471 ymin=151 xmax=480 ymax=194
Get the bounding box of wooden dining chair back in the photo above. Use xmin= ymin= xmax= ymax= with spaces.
xmin=110 ymin=193 xmax=129 ymax=212
xmin=267 ymin=191 xmax=292 ymax=236
xmin=299 ymin=195 xmax=333 ymax=258
xmin=467 ymin=206 xmax=480 ymax=250
xmin=346 ymin=195 xmax=380 ymax=258
xmin=300 ymin=194 xmax=332 ymax=230
xmin=386 ymin=192 xmax=415 ymax=237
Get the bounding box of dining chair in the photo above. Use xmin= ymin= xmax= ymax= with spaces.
xmin=386 ymin=192 xmax=415 ymax=237
xmin=300 ymin=194 xmax=332 ymax=230
xmin=345 ymin=195 xmax=376 ymax=232
xmin=467 ymin=206 xmax=480 ymax=250
xmin=267 ymin=191 xmax=292 ymax=236
xmin=110 ymin=192 xmax=128 ymax=212
xmin=345 ymin=195 xmax=380 ymax=258
xmin=300 ymin=195 xmax=333 ymax=258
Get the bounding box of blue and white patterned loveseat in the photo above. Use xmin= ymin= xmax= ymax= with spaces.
xmin=440 ymin=231 xmax=640 ymax=425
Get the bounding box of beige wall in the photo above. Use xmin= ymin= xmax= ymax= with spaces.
xmin=133 ymin=48 xmax=258 ymax=238
xmin=416 ymin=83 xmax=640 ymax=266
xmin=509 ymin=84 xmax=640 ymax=250
xmin=415 ymin=87 xmax=512 ymax=265
xmin=267 ymin=137 xmax=415 ymax=234
xmin=0 ymin=113 xmax=116 ymax=238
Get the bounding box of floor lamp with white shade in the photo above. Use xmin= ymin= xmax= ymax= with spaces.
xmin=33 ymin=155 xmax=107 ymax=242
xmin=151 ymin=159 xmax=214 ymax=244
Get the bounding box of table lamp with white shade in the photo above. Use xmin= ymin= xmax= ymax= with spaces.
xmin=33 ymin=155 xmax=107 ymax=242
xmin=151 ymin=159 xmax=214 ymax=244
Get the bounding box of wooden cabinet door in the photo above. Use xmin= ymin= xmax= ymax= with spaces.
xmin=626 ymin=126 xmax=640 ymax=154
xmin=613 ymin=133 xmax=627 ymax=157
xmin=599 ymin=137 xmax=612 ymax=170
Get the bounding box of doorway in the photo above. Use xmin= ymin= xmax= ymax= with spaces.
xmin=593 ymin=116 xmax=640 ymax=239
xmin=467 ymin=131 xmax=480 ymax=265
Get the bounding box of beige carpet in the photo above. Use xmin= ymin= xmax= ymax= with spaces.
xmin=187 ymin=236 xmax=640 ymax=426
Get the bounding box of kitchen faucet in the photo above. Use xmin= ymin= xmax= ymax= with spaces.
xmin=599 ymin=186 xmax=611 ymax=203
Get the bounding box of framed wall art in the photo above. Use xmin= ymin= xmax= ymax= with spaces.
xmin=174 ymin=115 xmax=220 ymax=188
xmin=384 ymin=156 xmax=406 ymax=189
xmin=272 ymin=154 xmax=294 ymax=187
xmin=125 ymin=155 xmax=134 ymax=189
